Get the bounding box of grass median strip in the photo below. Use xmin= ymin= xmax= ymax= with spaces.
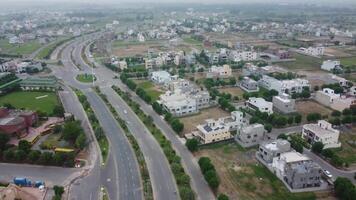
xmin=94 ymin=86 xmax=153 ymax=200
xmin=112 ymin=85 xmax=196 ymax=200
xmin=73 ymin=88 xmax=109 ymax=164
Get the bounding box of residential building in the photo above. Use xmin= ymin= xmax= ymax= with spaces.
xmin=299 ymin=46 xmax=325 ymax=57
xmin=246 ymin=97 xmax=273 ymax=114
xmin=258 ymin=139 xmax=291 ymax=163
xmin=321 ymin=60 xmax=340 ymax=71
xmin=272 ymin=152 xmax=322 ymax=189
xmin=259 ymin=75 xmax=310 ymax=94
xmin=315 ymin=88 xmax=356 ymax=111
xmin=272 ymin=93 xmax=296 ymax=114
xmin=0 ymin=108 xmax=38 ymax=136
xmin=239 ymin=77 xmax=259 ymax=92
xmin=150 ymin=71 xmax=173 ymax=85
xmin=194 ymin=111 xmax=245 ymax=144
xmin=302 ymin=120 xmax=341 ymax=149
xmin=235 ymin=123 xmax=265 ymax=147
xmin=206 ymin=64 xmax=232 ymax=78
xmin=158 ymin=90 xmax=197 ymax=116
xmin=230 ymin=50 xmax=258 ymax=62
xmin=20 ymin=76 xmax=59 ymax=91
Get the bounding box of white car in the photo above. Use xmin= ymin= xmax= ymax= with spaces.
xmin=323 ymin=170 xmax=333 ymax=178
xmin=124 ymin=110 xmax=127 ymax=114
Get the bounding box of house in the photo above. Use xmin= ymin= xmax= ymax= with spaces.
xmin=273 ymin=50 xmax=291 ymax=60
xmin=272 ymin=93 xmax=296 ymax=114
xmin=272 ymin=152 xmax=322 ymax=189
xmin=206 ymin=64 xmax=232 ymax=78
xmin=239 ymin=77 xmax=259 ymax=92
xmin=258 ymin=139 xmax=291 ymax=163
xmin=150 ymin=71 xmax=173 ymax=85
xmin=315 ymin=88 xmax=356 ymax=111
xmin=20 ymin=76 xmax=59 ymax=91
xmin=330 ymin=75 xmax=349 ymax=87
xmin=246 ymin=97 xmax=273 ymax=114
xmin=118 ymin=60 xmax=127 ymax=70
xmin=230 ymin=50 xmax=258 ymax=62
xmin=0 ymin=108 xmax=38 ymax=136
xmin=302 ymin=120 xmax=341 ymax=149
xmin=321 ymin=60 xmax=340 ymax=71
xmin=194 ymin=111 xmax=245 ymax=144
xmin=242 ymin=63 xmax=259 ymax=76
xmin=298 ymin=46 xmax=324 ymax=57
xmin=235 ymin=123 xmax=265 ymax=147
xmin=259 ymin=75 xmax=310 ymax=95
xmin=158 ymin=91 xmax=197 ymax=116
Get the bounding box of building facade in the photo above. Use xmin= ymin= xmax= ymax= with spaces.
xmin=235 ymin=123 xmax=265 ymax=147
xmin=302 ymin=120 xmax=341 ymax=149
xmin=272 ymin=94 xmax=296 ymax=114
xmin=246 ymin=97 xmax=273 ymax=114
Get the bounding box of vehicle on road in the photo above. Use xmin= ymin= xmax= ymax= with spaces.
xmin=124 ymin=109 xmax=127 ymax=114
xmin=323 ymin=170 xmax=333 ymax=178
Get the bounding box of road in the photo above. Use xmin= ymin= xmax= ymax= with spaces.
xmin=101 ymin=86 xmax=179 ymax=200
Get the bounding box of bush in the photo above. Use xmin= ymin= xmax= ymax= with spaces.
xmin=307 ymin=113 xmax=321 ymax=122
xmin=185 ymin=138 xmax=199 ymax=152
xmin=311 ymin=142 xmax=324 ymax=154
xmin=218 ymin=194 xmax=229 ymax=200
xmin=334 ymin=177 xmax=356 ymax=200
xmin=198 ymin=157 xmax=220 ymax=190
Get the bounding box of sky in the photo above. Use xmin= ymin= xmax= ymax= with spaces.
xmin=1 ymin=0 xmax=355 ymax=3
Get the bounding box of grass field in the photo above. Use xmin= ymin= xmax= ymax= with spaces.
xmin=195 ymin=142 xmax=317 ymax=200
xmin=135 ymin=80 xmax=163 ymax=102
xmin=331 ymin=130 xmax=356 ymax=168
xmin=340 ymin=57 xmax=356 ymax=67
xmin=0 ymin=39 xmax=42 ymax=56
xmin=218 ymin=87 xmax=245 ymax=100
xmin=182 ymin=36 xmax=202 ymax=45
xmin=0 ymin=91 xmax=59 ymax=114
xmin=278 ymin=53 xmax=322 ymax=71
xmin=76 ymin=74 xmax=96 ymax=83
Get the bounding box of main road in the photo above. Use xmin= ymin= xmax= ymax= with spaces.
xmin=72 ymin=38 xmax=179 ymax=200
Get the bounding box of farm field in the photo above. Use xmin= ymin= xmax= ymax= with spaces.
xmin=195 ymin=142 xmax=321 ymax=200
xmin=0 ymin=91 xmax=60 ymax=115
xmin=179 ymin=107 xmax=230 ymax=135
xmin=0 ymin=39 xmax=42 ymax=56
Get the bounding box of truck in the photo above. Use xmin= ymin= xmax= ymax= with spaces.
xmin=13 ymin=177 xmax=32 ymax=187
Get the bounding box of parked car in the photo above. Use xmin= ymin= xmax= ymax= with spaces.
xmin=323 ymin=170 xmax=333 ymax=178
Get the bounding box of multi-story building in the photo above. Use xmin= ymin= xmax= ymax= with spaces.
xmin=258 ymin=139 xmax=291 ymax=163
xmin=302 ymin=120 xmax=341 ymax=149
xmin=159 ymin=91 xmax=197 ymax=116
xmin=272 ymin=94 xmax=296 ymax=114
xmin=206 ymin=64 xmax=232 ymax=78
xmin=315 ymin=88 xmax=356 ymax=111
xmin=272 ymin=152 xmax=322 ymax=189
xmin=230 ymin=50 xmax=258 ymax=62
xmin=235 ymin=123 xmax=265 ymax=147
xmin=299 ymin=46 xmax=325 ymax=57
xmin=240 ymin=77 xmax=259 ymax=92
xmin=194 ymin=111 xmax=245 ymax=144
xmin=258 ymin=75 xmax=310 ymax=95
xmin=150 ymin=71 xmax=174 ymax=85
xmin=321 ymin=60 xmax=340 ymax=71
xmin=246 ymin=97 xmax=273 ymax=114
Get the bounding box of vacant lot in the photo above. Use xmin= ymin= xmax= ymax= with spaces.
xmin=277 ymin=53 xmax=322 ymax=71
xmin=0 ymin=91 xmax=59 ymax=115
xmin=218 ymin=87 xmax=245 ymax=100
xmin=0 ymin=39 xmax=42 ymax=56
xmin=134 ymin=80 xmax=163 ymax=102
xmin=180 ymin=107 xmax=230 ymax=135
xmin=332 ymin=129 xmax=356 ymax=170
xmin=112 ymin=40 xmax=167 ymax=57
xmin=340 ymin=57 xmax=356 ymax=67
xmin=324 ymin=47 xmax=353 ymax=58
xmin=296 ymin=100 xmax=333 ymax=122
xmin=195 ymin=142 xmax=317 ymax=200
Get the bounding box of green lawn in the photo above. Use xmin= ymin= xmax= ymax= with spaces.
xmin=183 ymin=36 xmax=202 ymax=45
xmin=340 ymin=57 xmax=356 ymax=67
xmin=76 ymin=74 xmax=96 ymax=83
xmin=0 ymin=39 xmax=42 ymax=56
xmin=278 ymin=53 xmax=322 ymax=71
xmin=136 ymin=80 xmax=162 ymax=101
xmin=0 ymin=91 xmax=59 ymax=115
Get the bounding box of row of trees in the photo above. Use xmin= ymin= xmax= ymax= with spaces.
xmin=198 ymin=157 xmax=220 ymax=190
xmin=248 ymin=110 xmax=302 ymax=130
xmin=329 ymin=108 xmax=356 ymax=126
xmin=112 ymin=86 xmax=195 ymax=200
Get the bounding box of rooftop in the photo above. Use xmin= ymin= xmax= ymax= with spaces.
xmin=280 ymin=151 xmax=310 ymax=163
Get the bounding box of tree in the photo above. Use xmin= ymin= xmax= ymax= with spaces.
xmin=75 ymin=133 xmax=87 ymax=149
xmin=311 ymin=142 xmax=324 ymax=154
xmin=28 ymin=150 xmax=41 ymax=163
xmin=186 ymin=138 xmax=199 ymax=152
xmin=287 ymin=116 xmax=294 ymax=125
xmin=152 ymin=102 xmax=164 ymax=115
xmin=307 ymin=113 xmax=321 ymax=122
xmin=218 ymin=194 xmax=229 ymax=200
xmin=52 ymin=105 xmax=65 ymax=117
xmin=264 ymin=124 xmax=272 ymax=133
xmin=277 ymin=133 xmax=288 ymax=140
xmin=18 ymin=140 xmax=31 ymax=152
xmin=179 ymin=186 xmax=195 ymax=200
xmin=3 ymin=149 xmax=14 ymax=161
xmin=53 ymin=185 xmax=64 ymax=197
xmin=198 ymin=157 xmax=215 ymax=174
xmin=204 ymin=170 xmax=220 ymax=189
xmin=321 ymin=148 xmax=334 ymax=158
xmin=294 ymin=114 xmax=302 ymax=124
xmin=342 ymin=108 xmax=352 ymax=116
xmin=334 ymin=177 xmax=356 ymax=200
xmin=171 ymin=119 xmax=184 ymax=134
xmin=53 ymin=125 xmax=62 ymax=134
xmin=39 ymin=152 xmax=53 ymax=165
xmin=14 ymin=150 xmax=26 ymax=161
xmin=0 ymin=134 xmax=10 ymax=150
xmin=63 ymin=121 xmax=83 ymax=141
xmin=3 ymin=103 xmax=14 ymax=109
xmin=331 ymin=110 xmax=341 ymax=117
xmin=331 ymin=155 xmax=343 ymax=167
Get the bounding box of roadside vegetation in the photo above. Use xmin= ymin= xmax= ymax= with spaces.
xmin=36 ymin=37 xmax=72 ymax=59
xmin=76 ymin=74 xmax=96 ymax=83
xmin=112 ymin=86 xmax=196 ymax=200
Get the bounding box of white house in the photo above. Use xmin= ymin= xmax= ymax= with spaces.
xmin=246 ymin=97 xmax=273 ymax=114
xmin=150 ymin=71 xmax=172 ymax=85
xmin=259 ymin=75 xmax=310 ymax=94
xmin=230 ymin=50 xmax=258 ymax=62
xmin=207 ymin=64 xmax=232 ymax=78
xmin=302 ymin=120 xmax=341 ymax=149
xmin=272 ymin=93 xmax=296 ymax=114
xmin=299 ymin=46 xmax=324 ymax=57
xmin=315 ymin=88 xmax=356 ymax=111
xmin=321 ymin=60 xmax=340 ymax=71
xmin=159 ymin=90 xmax=197 ymax=116
xmin=118 ymin=60 xmax=127 ymax=70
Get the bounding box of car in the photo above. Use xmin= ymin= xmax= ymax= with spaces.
xmin=323 ymin=170 xmax=333 ymax=178
xmin=124 ymin=110 xmax=127 ymax=114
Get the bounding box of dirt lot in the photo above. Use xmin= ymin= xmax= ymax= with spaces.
xmin=325 ymin=47 xmax=353 ymax=58
xmin=218 ymin=87 xmax=245 ymax=99
xmin=296 ymin=100 xmax=333 ymax=122
xmin=333 ymin=127 xmax=356 ymax=170
xmin=194 ymin=142 xmax=325 ymax=200
xmin=180 ymin=107 xmax=230 ymax=135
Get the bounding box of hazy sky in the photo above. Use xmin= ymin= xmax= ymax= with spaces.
xmin=1 ymin=0 xmax=356 ymax=3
